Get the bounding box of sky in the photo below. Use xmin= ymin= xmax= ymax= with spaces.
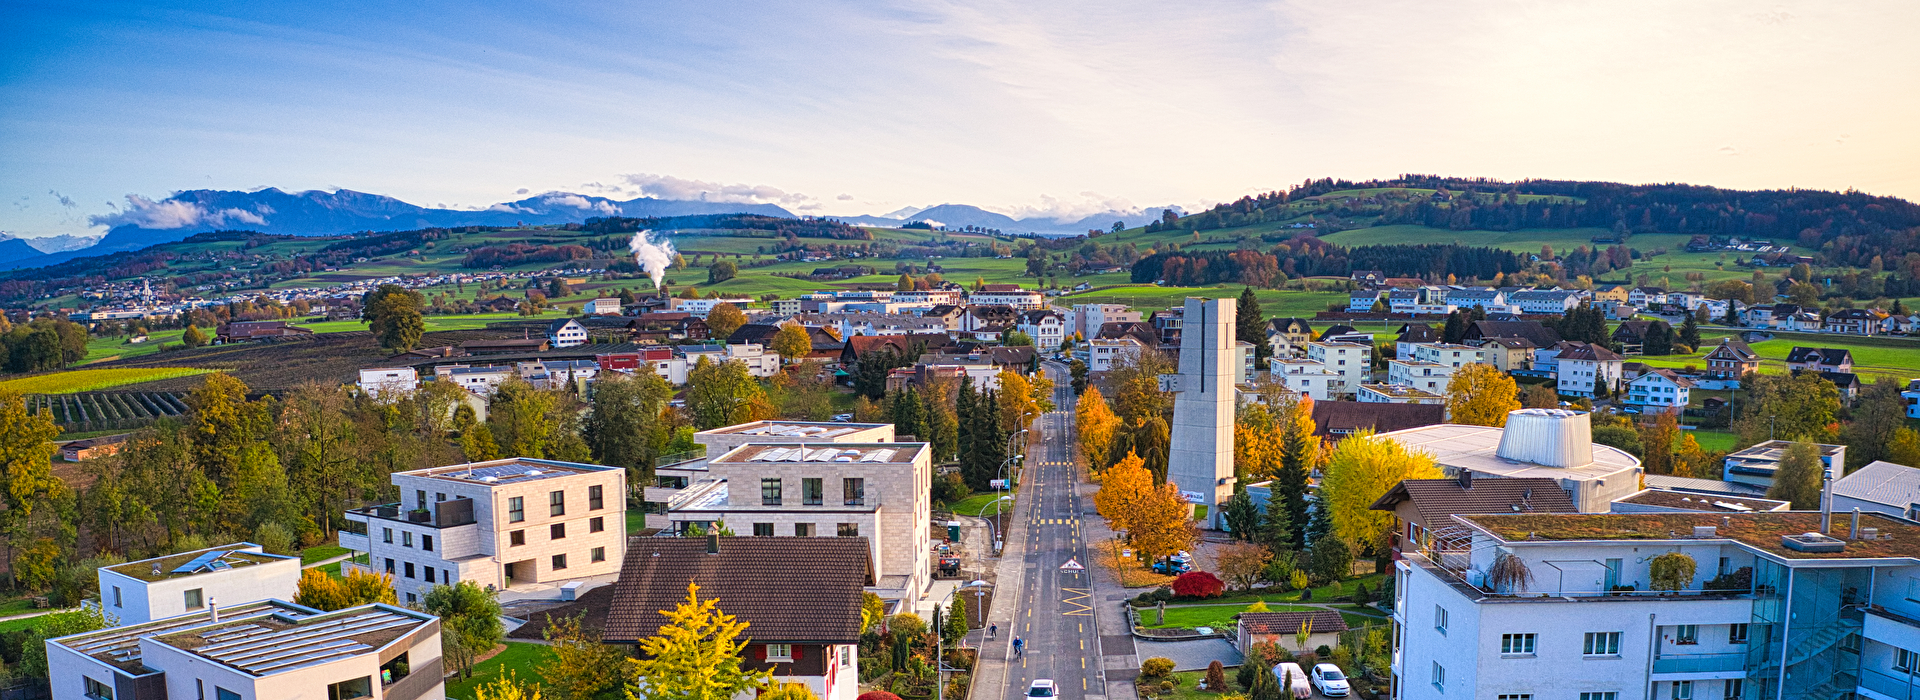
xmin=3 ymin=0 xmax=1918 ymax=239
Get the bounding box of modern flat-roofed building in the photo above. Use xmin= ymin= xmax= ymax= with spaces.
xmin=342 ymin=458 xmax=626 ymax=604
xmin=1378 ymin=409 xmax=1642 ymax=512
xmin=99 ymin=544 xmax=300 ymax=625
xmin=46 ymin=599 xmax=442 ymax=700
xmin=667 ymin=442 xmax=933 ymax=601
xmin=1307 ymin=341 xmax=1372 ymax=397
xmin=1721 ymin=440 xmax=1847 ymax=490
xmin=1392 ymin=510 xmax=1920 ymax=700
xmin=357 ymin=368 xmax=420 ymax=401
xmin=643 ymin=421 xmax=899 ymax=531
xmin=1358 ymin=383 xmax=1445 ymax=405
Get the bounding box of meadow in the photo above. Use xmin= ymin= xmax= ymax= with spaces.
xmin=0 ymin=367 xmax=213 ymax=394
xmin=1632 ymin=330 xmax=1920 ymax=378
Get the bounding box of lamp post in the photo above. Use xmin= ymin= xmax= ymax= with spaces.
xmin=935 ymin=580 xmax=992 ymax=700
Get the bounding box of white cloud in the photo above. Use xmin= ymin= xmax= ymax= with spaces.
xmin=536 ymin=192 xmax=620 ymax=215
xmin=89 ymin=194 xmax=272 ymax=230
xmin=993 ymin=192 xmax=1142 ymax=224
xmin=619 ymin=173 xmax=817 ymax=208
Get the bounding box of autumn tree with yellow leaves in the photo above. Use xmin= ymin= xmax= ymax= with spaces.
xmin=1094 ymin=452 xmax=1198 ymax=569
xmin=1444 ymin=363 xmax=1521 ymax=427
xmin=1319 ymin=430 xmax=1442 ymax=553
xmin=1075 ymin=385 xmax=1121 ymax=469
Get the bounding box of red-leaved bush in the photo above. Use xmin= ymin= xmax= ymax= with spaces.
xmin=859 ymin=692 xmax=904 ymax=700
xmin=1171 ymin=571 xmax=1225 ymax=599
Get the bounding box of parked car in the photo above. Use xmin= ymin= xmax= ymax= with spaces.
xmin=1027 ymin=680 xmax=1056 ymax=698
xmin=1273 ymin=663 xmax=1312 ymax=699
xmin=1311 ymin=663 xmax=1351 ymax=697
xmin=831 ymin=413 xmax=854 ymax=422
xmin=1151 ymin=558 xmax=1191 ymax=575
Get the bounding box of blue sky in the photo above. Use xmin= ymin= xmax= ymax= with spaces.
xmin=3 ymin=0 xmax=1917 ymax=238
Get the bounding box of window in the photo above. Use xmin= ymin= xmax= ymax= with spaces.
xmin=84 ymin=676 xmax=114 ymax=699
xmin=1674 ymin=625 xmax=1698 ymax=645
xmin=844 ymin=478 xmax=865 ymax=506
xmin=550 ymin=490 xmax=566 ymax=516
xmin=402 ymin=531 xmax=413 ymax=548
xmin=385 ymin=558 xmax=395 ymax=574
xmin=437 ymin=492 xmax=446 ymax=502
xmin=1580 ymin=694 xmax=1619 ymax=700
xmin=1899 ymin=649 xmax=1919 ymax=673
xmin=184 ymin=588 xmax=204 ymax=610
xmin=590 ymin=516 xmax=605 ymax=533
xmin=1724 ymin=680 xmax=1744 ymax=700
xmin=404 ymin=562 xmax=415 ymax=579
xmin=1500 ymin=633 xmax=1536 ymax=656
xmin=766 ymin=643 xmax=793 ymax=661
xmin=406 ymin=592 xmax=417 ymax=604
xmin=511 ymin=530 xmax=526 ymax=546
xmin=1673 ymin=681 xmax=1693 ymax=700
xmin=424 ymin=566 xmax=435 ymax=583
xmin=328 ymin=676 xmax=374 ymax=700
xmin=1584 ymin=632 xmax=1622 ymax=656
xmin=838 ymin=523 xmax=860 ymax=537
xmin=383 ymin=527 xmax=394 ymax=544
xmin=217 ymin=688 xmax=241 ymax=700
xmin=762 ymin=478 xmax=783 ymax=506
xmin=1728 ymin=624 xmax=1749 ymax=644
xmin=754 ymin=523 xmax=775 ymax=537
xmin=796 ymin=523 xmax=815 ymax=536
xmin=551 ymin=523 xmax=567 ymax=540
xmin=417 ymin=490 xmax=427 ymax=509
xmin=589 ymin=485 xmax=604 ymax=510
xmin=1431 ymin=662 xmax=1445 ymax=692
xmin=112 ymin=586 xmax=121 ymax=608
xmin=552 ymin=553 xmax=568 ymax=570
xmin=803 ymin=478 xmax=824 ymax=505
xmin=1497 ymin=696 xmax=1532 ymax=700
xmin=509 ymin=496 xmax=525 ymax=523
xmin=592 ymin=546 xmax=606 ymax=563
xmin=1434 ymin=605 xmax=1448 ymax=633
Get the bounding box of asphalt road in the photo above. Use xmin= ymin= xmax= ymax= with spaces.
xmin=1003 ymin=361 xmax=1106 ymax=700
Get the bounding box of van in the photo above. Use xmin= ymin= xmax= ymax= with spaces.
xmin=1273 ymin=662 xmax=1312 ymax=699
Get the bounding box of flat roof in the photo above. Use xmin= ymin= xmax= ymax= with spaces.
xmin=697 ymin=421 xmax=890 ymax=438
xmin=1360 ymin=384 xmax=1442 ymax=399
xmin=1728 ymin=440 xmax=1847 ymax=461
xmin=713 ymin=442 xmax=928 ymax=465
xmin=1380 ymin=423 xmax=1639 ymax=482
xmin=1461 ymin=511 xmax=1920 ymax=561
xmin=55 ymin=600 xmax=312 ymax=673
xmin=404 ymin=457 xmax=618 ymax=485
xmin=1616 ymin=490 xmax=1789 ymax=513
xmin=152 ymin=604 xmax=432 ymax=677
xmin=106 ymin=544 xmax=291 ymax=583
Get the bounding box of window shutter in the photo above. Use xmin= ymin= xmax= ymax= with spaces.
xmin=754 ymin=644 xmax=765 ymax=660
xmin=793 ymin=646 xmax=804 ymax=661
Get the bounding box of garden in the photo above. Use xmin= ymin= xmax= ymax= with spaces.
xmin=1133 ymin=624 xmax=1394 ymax=700
xmin=1126 ymin=570 xmax=1390 ymax=636
xmin=858 ymin=605 xmax=975 ymax=700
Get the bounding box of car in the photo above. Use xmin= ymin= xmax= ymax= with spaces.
xmin=1273 ymin=662 xmax=1312 ymax=699
xmin=1311 ymin=663 xmax=1351 ymax=697
xmin=1027 ymin=680 xmax=1056 ymax=698
xmin=831 ymin=413 xmax=854 ymax=422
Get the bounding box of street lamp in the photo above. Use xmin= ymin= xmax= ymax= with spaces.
xmin=935 ymin=580 xmax=993 ymax=700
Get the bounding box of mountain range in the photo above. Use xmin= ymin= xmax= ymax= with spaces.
xmin=0 ymin=188 xmax=1162 ymax=270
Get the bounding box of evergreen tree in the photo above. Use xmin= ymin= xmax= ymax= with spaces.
xmin=889 ymin=389 xmax=927 ymax=441
xmin=1678 ymin=315 xmax=1701 ymax=351
xmin=956 ymin=377 xmax=976 ymax=476
xmin=1236 ymin=287 xmax=1270 ymax=366
xmin=1642 ymin=321 xmax=1674 ymax=356
xmin=923 ymin=387 xmax=958 ymax=462
xmin=1441 ymin=311 xmax=1466 ymax=344
xmin=1222 ymin=487 xmax=1260 ymax=541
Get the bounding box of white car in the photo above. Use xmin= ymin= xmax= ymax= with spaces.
xmin=1027 ymin=679 xmax=1057 ymax=698
xmin=1274 ymin=663 xmax=1312 ymax=699
xmin=1311 ymin=663 xmax=1351 ymax=697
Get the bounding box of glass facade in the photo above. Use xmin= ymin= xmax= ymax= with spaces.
xmin=1744 ymin=559 xmax=1868 ymax=700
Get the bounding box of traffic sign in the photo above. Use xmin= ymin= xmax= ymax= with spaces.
xmin=1060 ymin=558 xmax=1085 ymax=571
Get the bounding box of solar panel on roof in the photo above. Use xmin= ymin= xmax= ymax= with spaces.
xmin=805 ymin=449 xmax=835 ymax=461
xmin=171 ymin=549 xmax=232 ymax=574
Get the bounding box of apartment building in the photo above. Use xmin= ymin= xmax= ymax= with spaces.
xmin=1393 ymin=510 xmax=1920 ymax=700
xmin=342 ymin=458 xmax=627 ymax=604
xmin=1017 ymin=309 xmax=1066 ymax=350
xmin=969 ymin=284 xmax=1044 ymax=310
xmin=1388 ymin=359 xmax=1456 ymax=395
xmin=667 ymin=442 xmax=933 ymax=600
xmin=47 ymin=600 xmax=442 ymax=700
xmin=1510 ymin=289 xmax=1580 ymax=314
xmin=1625 ymin=369 xmax=1695 ymax=412
xmin=357 ymin=368 xmax=419 ymax=401
xmin=1380 ymin=409 xmax=1642 ymax=512
xmin=681 ymin=342 xmax=782 ymax=379
xmin=1410 ymin=342 xmax=1489 ymax=369
xmin=98 ymin=544 xmax=300 ymax=625
xmin=1071 ymin=303 xmax=1141 ymax=341
xmin=1722 ymin=441 xmax=1848 ymax=491
xmin=1358 ymin=383 xmax=1445 ymax=405
xmin=1351 ymin=289 xmax=1386 ymax=312
xmin=1555 ymin=343 xmax=1626 ymax=397
xmin=544 ymin=318 xmax=588 ymax=348
xmin=645 ymin=420 xmax=899 ymax=530
xmin=1270 ymin=358 xmax=1340 ymax=401
xmin=670 ymin=297 xmax=756 ymax=317
xmin=1307 ymin=341 xmax=1373 ymax=397
xmin=1473 ymin=337 xmax=1536 ymax=373
xmin=1081 ymin=337 xmax=1149 ymax=373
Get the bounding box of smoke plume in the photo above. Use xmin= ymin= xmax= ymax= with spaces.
xmin=627 ymin=229 xmax=677 ymax=290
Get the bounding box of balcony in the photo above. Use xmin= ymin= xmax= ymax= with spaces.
xmin=349 ymin=499 xmax=477 ymax=529
xmin=1861 ymin=669 xmax=1920 ymax=700
xmin=340 ymin=529 xmax=370 ymax=553
xmin=1652 ymin=652 xmax=1746 ymax=675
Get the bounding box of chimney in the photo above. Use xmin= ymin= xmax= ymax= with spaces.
xmin=706 ymin=533 xmax=720 ymax=555
xmin=1495 ymin=409 xmax=1594 ymax=468
xmin=1458 ymin=469 xmax=1473 ymax=490
xmin=209 ymin=597 xmax=219 ymax=623
xmin=1821 ymin=473 xmax=1835 ymax=534
xmin=1851 ymin=508 xmax=1862 ymax=540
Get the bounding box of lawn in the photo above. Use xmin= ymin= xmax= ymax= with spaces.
xmin=1059 ymin=285 xmax=1346 ymax=320
xmin=444 ymin=642 xmax=558 ymax=700
xmin=1190 ymin=574 xmax=1391 ymax=608
xmin=1138 ymin=603 xmax=1376 ymax=631
xmin=301 ymin=544 xmax=350 ymax=565
xmin=1633 ymin=330 xmax=1920 ymax=378
xmin=0 ymin=614 xmax=48 ymax=634
xmin=82 ymin=329 xmax=189 ymax=364
xmin=949 ymin=491 xmax=1015 ymax=517
xmin=1686 ymin=429 xmax=1738 ymax=452
xmin=0 ymin=596 xmax=38 ymax=618
xmin=0 ymin=367 xmax=214 ymax=394
xmin=626 ymin=510 xmax=650 ymax=534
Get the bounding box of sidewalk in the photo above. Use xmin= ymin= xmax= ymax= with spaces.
xmin=972 ymin=480 xmax=1030 ymax=700
xmin=1081 ymin=500 xmax=1140 ymax=700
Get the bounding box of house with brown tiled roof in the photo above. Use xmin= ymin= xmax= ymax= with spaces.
xmin=602 ymin=536 xmax=872 ymax=700
xmin=1238 ymin=610 xmax=1348 ymax=653
xmin=1785 ymin=346 xmax=1853 ymax=373
xmin=1703 ymin=338 xmax=1760 ymax=379
xmin=840 ymin=333 xmax=953 ymax=368
xmin=1370 ymin=475 xmax=1577 ymax=558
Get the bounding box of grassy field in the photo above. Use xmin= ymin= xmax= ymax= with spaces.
xmin=0 ymin=367 xmax=213 ymax=393
xmin=1633 ymin=330 xmax=1920 ymax=378
xmin=1139 ymin=603 xmax=1378 ymax=630
xmin=1059 ymin=286 xmax=1347 ymax=319
xmin=445 ymin=642 xmax=557 ymax=700
xmin=1687 ymin=429 xmax=1738 ymax=452
xmin=82 ymin=329 xmax=190 ymax=364
xmin=300 ymin=543 xmax=350 ymax=565
xmin=949 ymin=491 xmax=1015 ymax=517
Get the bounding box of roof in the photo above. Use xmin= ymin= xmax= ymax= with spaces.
xmin=1378 ymin=423 xmax=1641 ymax=481
xmin=1611 ymin=320 xmax=1655 ymax=341
xmin=712 ymin=442 xmax=928 ymax=465
xmin=602 ymin=537 xmax=873 ymax=644
xmin=1815 ymin=371 xmax=1862 ymax=389
xmin=1460 ymin=511 xmax=1920 ymax=561
xmin=1311 ymin=402 xmax=1444 ymax=437
xmin=1787 ymin=347 xmax=1853 ymax=365
xmin=106 ymin=544 xmax=290 ymax=583
xmin=1239 ymin=610 xmax=1348 ymax=635
xmin=1705 ymin=339 xmax=1758 ymax=361
xmin=402 ymin=457 xmax=619 ymax=485
xmin=1615 ymin=490 xmax=1790 ymax=513
xmin=1641 ymin=474 xmax=1769 ymax=497
xmin=845 ymin=334 xmax=953 ymax=358
xmin=1396 ymin=324 xmax=1440 ymax=343
xmin=1477 ymin=336 xmax=1536 ymax=350
xmin=1557 ymin=344 xmax=1624 ymax=362
xmin=508 ymin=583 xmax=617 ymax=640
xmin=51 ymin=600 xmax=315 ymax=673
xmin=1268 ymin=318 xmax=1313 ymax=334
xmin=152 ymin=604 xmax=434 ymax=677
xmin=1464 ymin=320 xmax=1562 ymax=348
xmin=698 ymin=421 xmax=891 ymax=438
xmin=1634 ymin=369 xmax=1695 ymax=388
xmin=546 ymin=318 xmax=584 ymax=333
xmin=1834 ymin=461 xmax=1920 ymax=509
xmin=1369 ymin=477 xmax=1577 ymax=525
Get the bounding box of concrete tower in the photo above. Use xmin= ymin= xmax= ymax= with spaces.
xmin=1166 ymin=297 xmax=1237 ymax=529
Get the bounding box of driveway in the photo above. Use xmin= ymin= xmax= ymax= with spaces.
xmin=1134 ymin=637 xmax=1243 ymax=672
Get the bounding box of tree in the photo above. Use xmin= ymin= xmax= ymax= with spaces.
xmin=0 ymin=388 xmax=63 ymax=588
xmin=629 ymin=582 xmax=771 ymax=700
xmin=1270 ymin=394 xmax=1319 ymax=550
xmin=1642 ymin=321 xmax=1674 ymax=355
xmin=1736 ymin=372 xmax=1842 ymax=446
xmin=363 ymin=284 xmax=426 ymax=353
xmin=1842 ymin=378 xmax=1910 ymax=469
xmin=295 ymin=568 xmax=398 ymax=611
xmin=14 ymin=606 xmax=114 ymax=679
xmin=943 ymin=597 xmax=969 ymax=646
xmin=1637 ymin=412 xmax=1680 ymax=475
xmin=586 ymin=370 xmax=674 ymax=478
xmin=685 ymin=357 xmax=772 ymax=430
xmin=1522 ymin=384 xmax=1559 ymax=409
xmin=770 ymin=322 xmax=811 ymax=364
xmin=1649 ymin=552 xmax=1698 ymax=591
xmin=889 ymin=389 xmax=927 ymax=440
xmin=182 ymin=324 xmax=208 ymax=348
xmin=541 ymin=613 xmax=634 ymax=700
xmin=1443 ymin=363 xmax=1520 ymax=426
xmin=1069 ymin=359 xmax=1089 ymax=395
xmin=1309 ymin=533 xmax=1354 ymax=584
xmin=1221 ymin=487 xmax=1261 ymax=540
xmin=1677 ymin=315 xmax=1701 ymax=351
xmin=1095 ymin=452 xmax=1197 ymax=566
xmin=705 ymin=303 xmax=747 ymax=341
xmin=1248 ymin=659 xmax=1282 ymax=700
xmin=1236 ymin=287 xmax=1270 ymax=366
xmin=476 ymin=671 xmax=545 ymax=700
xmin=1076 ymin=386 xmax=1120 ymax=469
xmin=708 ymin=260 xmax=738 ymax=284
xmin=1888 ymin=428 xmax=1920 ymax=468
xmin=425 ymin=581 xmax=506 ymax=680
xmin=1319 ymin=430 xmax=1441 ymax=553
xmin=1213 ymin=542 xmax=1270 ymax=591
xmin=1205 ymin=660 xmax=1228 ymax=694
xmin=1766 ymin=440 xmax=1826 ymax=509
xmin=761 ymin=684 xmax=818 ymax=700
xmin=490 ymin=378 xmax=562 ymax=458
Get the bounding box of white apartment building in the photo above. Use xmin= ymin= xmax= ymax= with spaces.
xmin=1081 ymin=337 xmax=1149 ymax=373
xmin=1556 ymin=344 xmax=1626 ymax=397
xmin=1625 ymin=370 xmax=1695 ymax=411
xmin=1393 ymin=510 xmax=1920 ymax=700
xmin=357 ymin=368 xmax=420 ymax=402
xmin=1070 ymin=303 xmax=1141 ymax=340
xmin=1380 ymin=409 xmax=1642 ymax=512
xmin=1722 ymin=441 xmax=1848 ymax=491
xmin=644 ymin=421 xmax=898 ymax=531
xmin=1510 ymin=289 xmax=1580 ymax=314
xmin=1832 ymin=460 xmax=1920 ymax=520
xmin=48 ymin=599 xmax=442 ymax=700
xmin=545 ymin=318 xmax=588 ymax=348
xmin=1270 ymin=359 xmax=1339 ymax=401
xmin=584 ymin=297 xmax=622 ymax=315
xmin=1388 ymin=360 xmax=1457 ymax=395
xmin=1017 ymin=309 xmax=1066 ymax=350
xmin=1409 ymin=342 xmax=1489 ymax=369
xmin=342 ymin=458 xmax=627 ymax=604
xmin=671 ymin=297 xmax=755 ymax=317
xmin=1351 ymin=290 xmax=1386 ymax=312
xmin=667 ymin=442 xmax=933 ymax=600
xmin=1358 ymin=383 xmax=1445 ymax=405
xmin=1905 ymin=380 xmax=1920 ymax=419
xmin=969 ymin=285 xmax=1044 ymax=310
xmin=435 ymin=365 xmax=512 ymax=397
xmin=681 ymin=343 xmax=782 ymax=379
xmin=770 ymin=298 xmax=803 ymax=315
xmin=99 ymin=544 xmax=300 ymax=625
xmin=1307 ymin=341 xmax=1373 ymax=397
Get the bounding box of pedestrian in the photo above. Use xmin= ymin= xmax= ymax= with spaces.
xmin=989 ymin=623 xmax=998 ymax=640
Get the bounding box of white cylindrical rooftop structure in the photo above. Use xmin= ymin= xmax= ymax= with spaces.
xmin=1495 ymin=409 xmax=1594 ymax=468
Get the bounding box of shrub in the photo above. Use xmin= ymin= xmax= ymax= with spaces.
xmin=1296 ymin=651 xmax=1319 ymax=667
xmin=1650 ymin=552 xmax=1698 ymax=591
xmin=1703 ymin=566 xmax=1754 ymax=592
xmin=1172 ymin=572 xmax=1226 ymax=599
xmin=1142 ymin=657 xmax=1176 ymax=679
xmin=859 ymin=691 xmax=903 ymax=700
xmin=1299 ymin=586 xmax=1313 ymax=602
xmin=1205 ymin=660 xmax=1227 ymax=692
xmin=1315 ymin=645 xmax=1333 ymax=658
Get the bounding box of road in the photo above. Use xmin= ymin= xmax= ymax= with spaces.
xmin=1002 ymin=361 xmax=1107 ymax=700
